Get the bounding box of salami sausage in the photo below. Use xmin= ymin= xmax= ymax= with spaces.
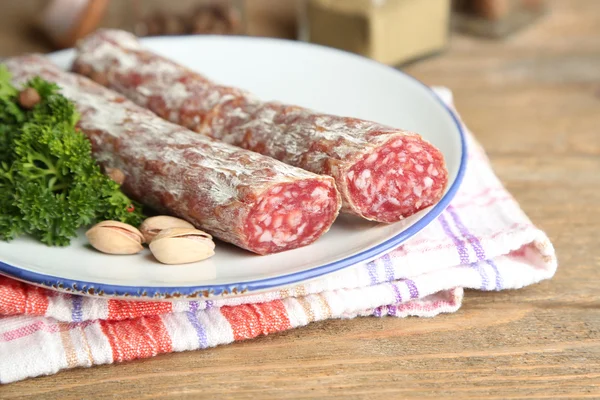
xmin=5 ymin=55 xmax=341 ymax=255
xmin=72 ymin=29 xmax=449 ymax=223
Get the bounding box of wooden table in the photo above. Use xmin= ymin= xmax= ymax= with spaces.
xmin=2 ymin=0 xmax=599 ymax=398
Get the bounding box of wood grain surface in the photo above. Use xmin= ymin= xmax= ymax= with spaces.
xmin=1 ymin=0 xmax=600 ymax=398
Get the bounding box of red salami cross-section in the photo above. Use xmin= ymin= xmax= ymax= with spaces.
xmin=72 ymin=29 xmax=449 ymax=223
xmin=5 ymin=55 xmax=341 ymax=255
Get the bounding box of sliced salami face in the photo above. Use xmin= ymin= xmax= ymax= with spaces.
xmin=5 ymin=55 xmax=341 ymax=255
xmin=345 ymin=136 xmax=448 ymax=223
xmin=73 ymin=29 xmax=449 ymax=223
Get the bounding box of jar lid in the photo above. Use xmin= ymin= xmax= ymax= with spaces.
xmin=309 ymin=0 xmax=386 ymax=15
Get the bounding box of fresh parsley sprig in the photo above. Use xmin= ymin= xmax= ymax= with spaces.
xmin=0 ymin=65 xmax=144 ymax=246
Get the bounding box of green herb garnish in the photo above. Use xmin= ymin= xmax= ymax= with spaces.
xmin=0 ymin=65 xmax=144 ymax=246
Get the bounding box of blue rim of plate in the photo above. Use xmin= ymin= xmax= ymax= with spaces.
xmin=0 ymin=37 xmax=468 ymax=299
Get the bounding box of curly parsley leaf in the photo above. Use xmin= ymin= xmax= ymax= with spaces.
xmin=0 ymin=65 xmax=144 ymax=246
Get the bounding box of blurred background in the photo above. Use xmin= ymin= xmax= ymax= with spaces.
xmin=0 ymin=0 xmax=596 ymax=160
xmin=0 ymin=0 xmax=549 ymax=65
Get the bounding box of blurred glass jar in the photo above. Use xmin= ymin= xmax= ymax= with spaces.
xmin=298 ymin=0 xmax=451 ymax=66
xmin=38 ymin=0 xmax=246 ymax=49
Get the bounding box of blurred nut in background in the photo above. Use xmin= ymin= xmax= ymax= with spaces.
xmin=451 ymin=0 xmax=548 ymax=38
xmin=38 ymin=0 xmax=109 ymax=49
xmin=133 ymin=0 xmax=244 ymax=37
xmin=37 ymin=0 xmax=246 ymax=51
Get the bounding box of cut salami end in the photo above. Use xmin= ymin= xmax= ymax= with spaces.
xmin=345 ymin=136 xmax=448 ymax=223
xmin=246 ymin=180 xmax=340 ymax=255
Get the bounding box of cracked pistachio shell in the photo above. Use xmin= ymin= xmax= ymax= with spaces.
xmin=149 ymin=228 xmax=215 ymax=265
xmin=86 ymin=220 xmax=144 ymax=255
xmin=139 ymin=215 xmax=195 ymax=243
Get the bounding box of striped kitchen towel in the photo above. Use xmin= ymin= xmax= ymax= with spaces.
xmin=0 ymin=88 xmax=557 ymax=384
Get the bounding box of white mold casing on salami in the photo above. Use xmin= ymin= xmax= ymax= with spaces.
xmin=72 ymin=29 xmax=449 ymax=223
xmin=4 ymin=55 xmax=341 ymax=255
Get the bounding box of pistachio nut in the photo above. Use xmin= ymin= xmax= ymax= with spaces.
xmin=86 ymin=220 xmax=145 ymax=255
xmin=149 ymin=227 xmax=215 ymax=265
xmin=104 ymin=167 xmax=126 ymax=185
xmin=139 ymin=215 xmax=195 ymax=243
xmin=18 ymin=87 xmax=41 ymax=109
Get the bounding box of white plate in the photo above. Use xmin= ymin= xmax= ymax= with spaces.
xmin=0 ymin=36 xmax=466 ymax=300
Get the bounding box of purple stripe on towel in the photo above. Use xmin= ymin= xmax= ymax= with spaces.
xmin=438 ymin=213 xmax=470 ymax=265
xmin=405 ymin=279 xmax=419 ymax=299
xmin=390 ymin=283 xmax=403 ymax=304
xmin=71 ymin=296 xmax=83 ymax=322
xmin=383 ymin=253 xmax=395 ymax=282
xmin=186 ymin=304 xmax=208 ymax=348
xmin=447 ymin=205 xmax=503 ymax=290
xmin=189 ymin=301 xmax=199 ymax=312
xmin=440 ymin=211 xmax=487 ymax=289
xmin=366 ymin=260 xmax=378 ymax=285
xmin=486 ymin=259 xmax=503 ymax=290
xmin=446 ymin=206 xmax=486 ymax=260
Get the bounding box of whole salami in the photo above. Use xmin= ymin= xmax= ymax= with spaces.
xmin=72 ymin=29 xmax=449 ymax=223
xmin=5 ymin=55 xmax=341 ymax=255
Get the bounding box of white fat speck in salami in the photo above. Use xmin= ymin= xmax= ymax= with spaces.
xmin=5 ymin=54 xmax=341 ymax=255
xmin=365 ymin=153 xmax=378 ymax=164
xmin=72 ymin=29 xmax=448 ymax=223
xmin=259 ymin=231 xmax=273 ymax=243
